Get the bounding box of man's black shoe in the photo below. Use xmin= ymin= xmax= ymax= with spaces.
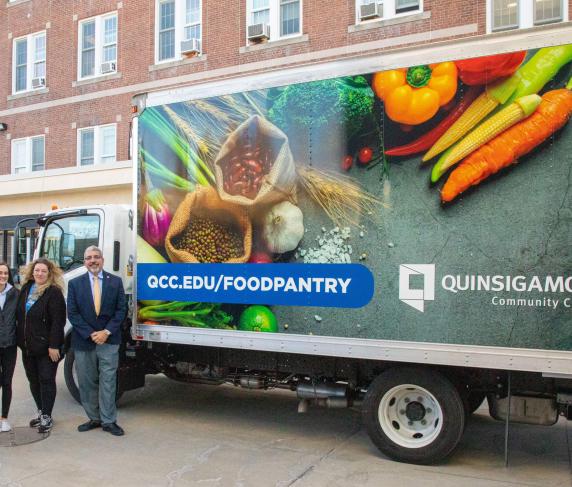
xmin=77 ymin=420 xmax=102 ymax=432
xmin=102 ymin=422 xmax=124 ymax=436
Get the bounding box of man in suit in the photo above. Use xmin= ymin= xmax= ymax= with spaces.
xmin=67 ymin=245 xmax=126 ymax=436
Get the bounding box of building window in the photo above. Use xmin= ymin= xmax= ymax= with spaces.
xmin=78 ymin=12 xmax=118 ymax=79
xmin=12 ymin=31 xmax=46 ymax=94
xmin=156 ymin=0 xmax=202 ymax=63
xmin=78 ymin=124 xmax=117 ymax=166
xmin=356 ymin=0 xmax=421 ymax=22
xmin=11 ymin=136 xmax=45 ymax=175
xmin=534 ymin=0 xmax=562 ymax=24
xmin=247 ymin=0 xmax=301 ymax=42
xmin=489 ymin=0 xmax=566 ymax=31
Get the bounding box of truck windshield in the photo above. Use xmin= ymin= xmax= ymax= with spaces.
xmin=39 ymin=214 xmax=100 ymax=271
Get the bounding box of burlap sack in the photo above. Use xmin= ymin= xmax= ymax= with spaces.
xmin=214 ymin=115 xmax=297 ymax=208
xmin=165 ymin=186 xmax=252 ymax=263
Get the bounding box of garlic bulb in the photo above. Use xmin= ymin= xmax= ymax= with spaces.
xmin=262 ymin=201 xmax=304 ymax=253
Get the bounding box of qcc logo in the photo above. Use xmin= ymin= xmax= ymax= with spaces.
xmin=399 ymin=264 xmax=436 ymax=312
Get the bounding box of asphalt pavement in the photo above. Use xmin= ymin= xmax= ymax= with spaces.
xmin=1 ymin=360 xmax=571 ymax=487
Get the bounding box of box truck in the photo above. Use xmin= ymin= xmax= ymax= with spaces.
xmin=21 ymin=27 xmax=572 ymax=464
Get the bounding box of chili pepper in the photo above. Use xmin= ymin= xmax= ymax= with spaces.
xmin=456 ymin=51 xmax=526 ymax=86
xmin=385 ymin=86 xmax=481 ymax=157
xmin=372 ymin=62 xmax=458 ymax=125
xmin=503 ymin=45 xmax=572 ymax=105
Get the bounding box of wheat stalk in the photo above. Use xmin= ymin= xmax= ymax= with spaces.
xmin=296 ymin=166 xmax=386 ymax=228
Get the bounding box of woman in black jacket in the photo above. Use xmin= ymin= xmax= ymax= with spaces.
xmin=0 ymin=262 xmax=19 ymax=433
xmin=16 ymin=258 xmax=66 ymax=434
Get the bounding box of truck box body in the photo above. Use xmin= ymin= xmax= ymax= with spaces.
xmin=135 ymin=31 xmax=572 ymax=376
xmin=26 ymin=26 xmax=572 ymax=464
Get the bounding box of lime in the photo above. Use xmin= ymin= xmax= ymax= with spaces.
xmin=238 ymin=305 xmax=278 ymax=333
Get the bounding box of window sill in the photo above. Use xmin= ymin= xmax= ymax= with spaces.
xmin=1 ymin=160 xmax=131 ymax=183
xmin=72 ymin=72 xmax=122 ymax=88
xmin=348 ymin=11 xmax=431 ymax=33
xmin=0 ymin=161 xmax=132 ymax=197
xmin=239 ymin=34 xmax=309 ymax=54
xmin=7 ymin=88 xmax=50 ymax=101
xmin=6 ymin=0 xmax=32 ymax=7
xmin=149 ymin=54 xmax=208 ymax=72
xmin=488 ymin=19 xmax=566 ymax=34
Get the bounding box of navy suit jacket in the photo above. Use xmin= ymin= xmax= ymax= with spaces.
xmin=67 ymin=270 xmax=127 ymax=351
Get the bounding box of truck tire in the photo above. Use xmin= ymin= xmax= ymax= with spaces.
xmin=64 ymin=349 xmax=81 ymax=404
xmin=362 ymin=367 xmax=466 ymax=465
xmin=64 ymin=348 xmax=124 ymax=405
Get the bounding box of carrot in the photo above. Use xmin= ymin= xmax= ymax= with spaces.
xmin=441 ymin=87 xmax=572 ymax=202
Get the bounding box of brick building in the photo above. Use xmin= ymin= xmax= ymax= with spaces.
xmin=0 ymin=0 xmax=571 ymax=261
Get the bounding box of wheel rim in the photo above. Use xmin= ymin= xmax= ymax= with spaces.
xmin=378 ymin=384 xmax=443 ymax=449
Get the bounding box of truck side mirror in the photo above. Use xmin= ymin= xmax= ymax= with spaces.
xmin=15 ymin=226 xmax=28 ymax=269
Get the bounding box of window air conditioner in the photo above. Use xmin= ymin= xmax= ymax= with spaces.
xmin=181 ymin=38 xmax=201 ymax=56
xmin=31 ymin=77 xmax=46 ymax=89
xmin=360 ymin=3 xmax=382 ymax=20
xmin=101 ymin=61 xmax=117 ymax=74
xmin=247 ymin=23 xmax=270 ymax=42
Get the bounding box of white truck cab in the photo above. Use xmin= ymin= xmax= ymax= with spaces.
xmin=28 ymin=205 xmax=133 ymax=294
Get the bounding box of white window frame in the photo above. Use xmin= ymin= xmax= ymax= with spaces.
xmin=11 ymin=135 xmax=45 ymax=175
xmin=77 ymin=124 xmax=117 ymax=167
xmin=155 ymin=0 xmax=203 ymax=64
xmin=355 ymin=0 xmax=422 ymax=24
xmin=487 ymin=0 xmax=568 ymax=32
xmin=77 ymin=12 xmax=118 ymax=80
xmin=246 ymin=0 xmax=303 ymax=43
xmin=12 ymin=31 xmax=47 ymax=94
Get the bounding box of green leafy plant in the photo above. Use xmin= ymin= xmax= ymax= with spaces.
xmin=268 ymin=76 xmax=374 ymax=139
xmin=139 ymin=301 xmax=234 ymax=329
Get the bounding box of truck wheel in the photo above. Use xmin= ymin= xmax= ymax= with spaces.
xmin=64 ymin=348 xmax=124 ymax=405
xmin=362 ymin=367 xmax=465 ymax=465
xmin=64 ymin=349 xmax=81 ymax=404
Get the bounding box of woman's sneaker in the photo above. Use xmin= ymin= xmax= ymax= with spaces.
xmin=38 ymin=415 xmax=53 ymax=433
xmin=0 ymin=420 xmax=11 ymax=432
xmin=29 ymin=410 xmax=42 ymax=428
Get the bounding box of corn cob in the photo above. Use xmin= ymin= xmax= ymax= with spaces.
xmin=431 ymin=94 xmax=541 ymax=182
xmin=422 ymin=75 xmax=520 ymax=162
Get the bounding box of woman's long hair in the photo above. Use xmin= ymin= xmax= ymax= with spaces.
xmin=21 ymin=258 xmax=64 ymax=296
xmin=0 ymin=261 xmax=14 ymax=287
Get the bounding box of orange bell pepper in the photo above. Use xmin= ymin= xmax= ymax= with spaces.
xmin=372 ymin=63 xmax=458 ymax=125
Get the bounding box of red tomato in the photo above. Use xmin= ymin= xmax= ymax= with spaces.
xmin=358 ymin=147 xmax=373 ymax=165
xmin=341 ymin=155 xmax=353 ymax=171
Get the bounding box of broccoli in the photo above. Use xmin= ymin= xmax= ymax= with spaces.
xmin=268 ymin=76 xmax=374 ymax=140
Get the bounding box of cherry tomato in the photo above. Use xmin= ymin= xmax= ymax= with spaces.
xmin=341 ymin=155 xmax=353 ymax=171
xmin=358 ymin=147 xmax=373 ymax=165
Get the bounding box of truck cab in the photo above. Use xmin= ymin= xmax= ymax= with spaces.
xmin=20 ymin=205 xmax=134 ymax=294
xmin=14 ymin=205 xmax=143 ymax=402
